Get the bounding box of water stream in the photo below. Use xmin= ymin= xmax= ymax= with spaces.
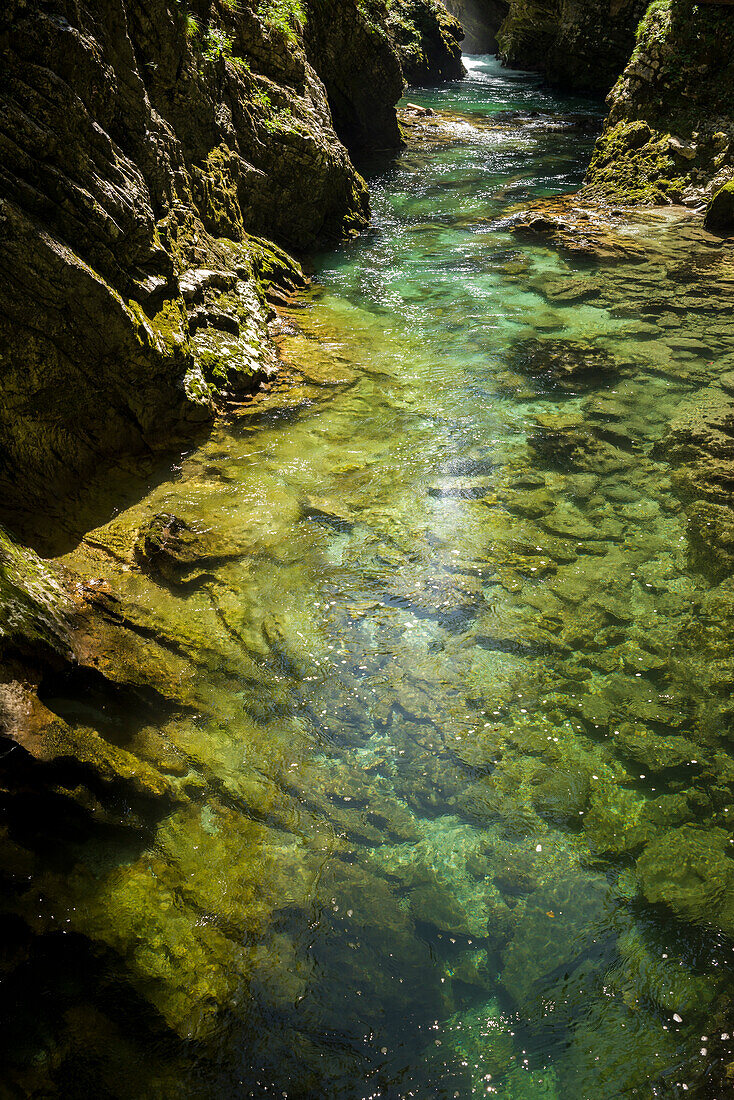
xmin=3 ymin=57 xmax=734 ymax=1098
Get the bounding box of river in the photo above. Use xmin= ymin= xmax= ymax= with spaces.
xmin=4 ymin=56 xmax=734 ymax=1099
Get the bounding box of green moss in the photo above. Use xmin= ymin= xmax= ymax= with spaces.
xmin=151 ymin=297 xmax=190 ymax=354
xmin=0 ymin=528 xmax=71 ymax=659
xmin=585 ymin=121 xmax=686 ymax=204
xmin=247 ymin=235 xmax=305 ymax=297
xmin=585 ymin=0 xmax=734 ymax=203
xmin=190 ymin=144 xmax=245 ymax=240
xmin=634 ymin=0 xmax=670 ymax=46
xmin=387 ymin=0 xmax=463 ymax=81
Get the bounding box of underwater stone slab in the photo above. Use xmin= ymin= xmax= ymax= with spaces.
xmin=636 ymin=826 xmax=734 ymax=932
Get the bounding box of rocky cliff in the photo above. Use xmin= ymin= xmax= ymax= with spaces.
xmin=388 ymin=0 xmax=465 ymax=82
xmin=496 ymin=0 xmax=647 ymax=94
xmin=443 ymin=0 xmax=508 ymax=52
xmin=584 ymin=0 xmax=734 ymax=208
xmin=0 ymin=0 xmax=461 ymax=538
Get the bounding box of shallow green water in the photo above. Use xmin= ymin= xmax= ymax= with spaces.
xmin=3 ymin=57 xmax=734 ymax=1098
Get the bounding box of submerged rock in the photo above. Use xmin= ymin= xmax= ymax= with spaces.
xmin=506 ymin=196 xmax=651 ymax=262
xmin=529 ymin=765 xmax=590 ymax=827
xmin=134 ymin=513 xmax=240 ymax=586
xmin=636 ymin=826 xmax=734 ymax=932
xmin=686 ymin=501 xmax=734 ymax=582
xmin=500 ymin=871 xmax=609 ymax=1014
xmin=507 ymin=338 xmax=620 ymax=392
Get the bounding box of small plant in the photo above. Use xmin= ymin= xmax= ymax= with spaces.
xmin=263 ymin=105 xmax=297 ymax=134
xmin=259 ymin=0 xmax=306 ymax=44
xmin=204 ymin=25 xmax=234 ymax=59
xmin=251 ymin=87 xmax=272 ymax=110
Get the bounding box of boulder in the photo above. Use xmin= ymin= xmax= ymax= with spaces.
xmin=636 ymin=826 xmax=734 ymax=931
xmin=704 ymin=181 xmax=734 ymax=234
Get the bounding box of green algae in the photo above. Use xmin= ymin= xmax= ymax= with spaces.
xmin=0 ymin=528 xmax=71 ymax=660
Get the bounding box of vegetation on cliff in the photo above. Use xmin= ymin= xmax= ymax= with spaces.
xmin=584 ymin=0 xmax=734 ymax=206
xmin=387 ymin=0 xmax=465 ymax=83
xmin=442 ymin=0 xmax=509 ymax=53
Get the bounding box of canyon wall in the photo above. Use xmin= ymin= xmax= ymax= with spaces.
xmin=584 ymin=0 xmax=734 ymax=207
xmin=496 ymin=0 xmax=647 ymax=94
xmin=0 ymin=0 xmax=458 ymax=535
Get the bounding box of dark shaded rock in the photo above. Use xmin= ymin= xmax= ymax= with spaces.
xmin=388 ymin=0 xmax=465 ymax=84
xmin=527 ymin=416 xmax=602 ymax=469
xmin=500 ymin=871 xmax=609 ymax=1013
xmin=497 ymin=0 xmax=646 ymax=95
xmin=507 ymin=338 xmax=620 ymax=392
xmin=704 ymin=181 xmax=734 ymax=235
xmin=304 ymin=0 xmax=404 ymax=151
xmin=134 ymin=513 xmax=238 ymax=585
xmin=614 ymin=723 xmax=704 ymax=776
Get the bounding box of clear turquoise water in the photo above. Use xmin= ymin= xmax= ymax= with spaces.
xmin=3 ymin=57 xmax=734 ymax=1098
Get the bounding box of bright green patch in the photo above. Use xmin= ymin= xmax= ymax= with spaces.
xmin=258 ymin=0 xmax=306 ymax=43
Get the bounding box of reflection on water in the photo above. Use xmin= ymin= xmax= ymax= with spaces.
xmin=2 ymin=56 xmax=734 ymax=1098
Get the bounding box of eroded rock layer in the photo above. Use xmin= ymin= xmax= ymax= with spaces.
xmin=584 ymin=0 xmax=734 ymax=206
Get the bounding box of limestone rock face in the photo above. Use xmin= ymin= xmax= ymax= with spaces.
xmin=584 ymin=0 xmax=734 ymax=204
xmin=304 ymin=0 xmax=405 ymax=149
xmin=0 ymin=0 xmax=450 ymax=530
xmin=387 ymin=0 xmax=466 ymax=84
xmin=443 ymin=0 xmax=509 ymax=53
xmin=496 ymin=0 xmax=647 ymax=94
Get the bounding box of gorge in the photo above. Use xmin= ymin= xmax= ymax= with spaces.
xmin=1 ymin=2 xmax=734 ymax=1097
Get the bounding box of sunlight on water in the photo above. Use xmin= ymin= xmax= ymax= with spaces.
xmin=3 ymin=56 xmax=734 ymax=1099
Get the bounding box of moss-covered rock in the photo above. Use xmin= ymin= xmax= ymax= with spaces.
xmin=0 ymin=0 xmax=454 ymax=528
xmin=387 ymin=0 xmax=465 ymax=84
xmin=0 ymin=529 xmax=71 ymax=664
xmin=507 ymin=337 xmax=621 ymax=392
xmin=704 ymin=180 xmax=734 ymax=235
xmin=584 ymin=0 xmax=734 ymax=205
